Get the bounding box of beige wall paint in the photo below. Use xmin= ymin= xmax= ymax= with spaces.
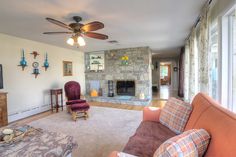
xmin=0 ymin=33 xmax=85 ymax=121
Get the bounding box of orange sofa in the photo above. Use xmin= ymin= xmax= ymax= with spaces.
xmin=109 ymin=93 xmax=236 ymax=157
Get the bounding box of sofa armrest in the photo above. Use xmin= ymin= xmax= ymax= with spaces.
xmin=108 ymin=151 xmax=138 ymax=157
xmin=143 ymin=107 xmax=161 ymax=122
xmin=108 ymin=151 xmax=119 ymax=157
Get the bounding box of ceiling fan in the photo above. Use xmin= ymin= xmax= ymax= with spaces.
xmin=43 ymin=16 xmax=108 ymax=46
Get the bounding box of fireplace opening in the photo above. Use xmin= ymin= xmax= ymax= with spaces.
xmin=116 ymin=80 xmax=135 ymax=96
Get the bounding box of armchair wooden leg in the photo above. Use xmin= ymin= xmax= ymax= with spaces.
xmin=84 ymin=111 xmax=89 ymax=120
xmin=72 ymin=112 xmax=77 ymax=121
xmin=67 ymin=106 xmax=71 ymax=113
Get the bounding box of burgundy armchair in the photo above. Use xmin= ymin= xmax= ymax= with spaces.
xmin=64 ymin=81 xmax=90 ymax=121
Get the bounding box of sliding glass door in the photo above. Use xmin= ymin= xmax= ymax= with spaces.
xmin=222 ymin=8 xmax=236 ymax=112
xmin=231 ymin=11 xmax=236 ymax=112
xmin=209 ymin=23 xmax=218 ymax=100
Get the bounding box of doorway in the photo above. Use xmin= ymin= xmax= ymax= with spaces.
xmin=160 ymin=63 xmax=171 ymax=86
xmin=155 ymin=62 xmax=173 ymax=100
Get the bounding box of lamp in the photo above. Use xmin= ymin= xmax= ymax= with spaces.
xmin=66 ymin=35 xmax=86 ymax=47
xmin=67 ymin=37 xmax=74 ymax=46
xmin=77 ymin=36 xmax=86 ymax=46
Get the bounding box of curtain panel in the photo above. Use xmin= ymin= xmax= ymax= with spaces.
xmin=189 ymin=29 xmax=196 ymax=102
xmin=198 ymin=6 xmax=210 ymax=93
xmin=184 ymin=41 xmax=190 ymax=101
xmin=178 ymin=47 xmax=185 ymax=97
xmin=184 ymin=3 xmax=210 ymax=102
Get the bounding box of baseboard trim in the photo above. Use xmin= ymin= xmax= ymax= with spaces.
xmin=8 ymin=105 xmax=51 ymax=123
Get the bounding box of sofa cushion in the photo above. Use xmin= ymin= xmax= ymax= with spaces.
xmin=123 ymin=121 xmax=176 ymax=157
xmin=154 ymin=129 xmax=210 ymax=157
xmin=160 ymin=97 xmax=192 ymax=134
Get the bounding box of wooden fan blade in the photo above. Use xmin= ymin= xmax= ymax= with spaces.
xmin=84 ymin=32 xmax=108 ymax=40
xmin=46 ymin=18 xmax=72 ymax=30
xmin=81 ymin=21 xmax=104 ymax=32
xmin=43 ymin=32 xmax=73 ymax=34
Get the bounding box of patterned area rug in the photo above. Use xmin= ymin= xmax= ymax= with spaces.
xmin=29 ymin=106 xmax=142 ymax=157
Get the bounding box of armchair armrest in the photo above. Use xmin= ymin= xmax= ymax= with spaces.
xmin=143 ymin=107 xmax=161 ymax=122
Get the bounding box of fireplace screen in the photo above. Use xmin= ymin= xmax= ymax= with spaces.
xmin=116 ymin=80 xmax=135 ymax=96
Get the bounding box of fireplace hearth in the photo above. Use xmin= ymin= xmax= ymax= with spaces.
xmin=116 ymin=80 xmax=135 ymax=96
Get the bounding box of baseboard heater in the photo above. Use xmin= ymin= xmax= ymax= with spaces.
xmin=8 ymin=104 xmax=51 ymax=122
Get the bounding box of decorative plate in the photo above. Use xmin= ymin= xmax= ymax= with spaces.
xmin=32 ymin=62 xmax=39 ymax=68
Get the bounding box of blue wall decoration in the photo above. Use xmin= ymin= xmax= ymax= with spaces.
xmin=18 ymin=49 xmax=27 ymax=71
xmin=43 ymin=53 xmax=49 ymax=71
xmin=32 ymin=62 xmax=40 ymax=78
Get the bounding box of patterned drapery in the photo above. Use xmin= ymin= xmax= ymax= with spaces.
xmin=184 ymin=41 xmax=190 ymax=102
xmin=184 ymin=3 xmax=210 ymax=102
xmin=189 ymin=29 xmax=196 ymax=102
xmin=178 ymin=47 xmax=185 ymax=97
xmin=198 ymin=7 xmax=209 ymax=93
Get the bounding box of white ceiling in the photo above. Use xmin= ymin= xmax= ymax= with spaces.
xmin=0 ymin=0 xmax=207 ymax=53
xmin=152 ymin=48 xmax=181 ymax=58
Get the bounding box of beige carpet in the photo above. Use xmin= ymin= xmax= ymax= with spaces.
xmin=29 ymin=106 xmax=142 ymax=157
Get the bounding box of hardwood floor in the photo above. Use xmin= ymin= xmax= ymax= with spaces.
xmin=5 ymin=99 xmax=167 ymax=127
xmin=89 ymin=100 xmax=166 ymax=111
xmin=152 ymin=85 xmax=178 ymax=100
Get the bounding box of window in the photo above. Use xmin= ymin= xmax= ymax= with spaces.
xmin=209 ymin=23 xmax=219 ymax=100
xmin=230 ymin=10 xmax=236 ymax=112
xmin=222 ymin=7 xmax=236 ymax=112
xmin=160 ymin=65 xmax=168 ymax=79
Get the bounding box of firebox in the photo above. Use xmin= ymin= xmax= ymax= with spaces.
xmin=116 ymin=80 xmax=135 ymax=96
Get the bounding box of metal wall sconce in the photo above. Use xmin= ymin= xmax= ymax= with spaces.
xmin=173 ymin=67 xmax=178 ymax=72
xmin=18 ymin=49 xmax=27 ymax=71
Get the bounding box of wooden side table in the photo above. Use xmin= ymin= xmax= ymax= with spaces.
xmin=50 ymin=89 xmax=63 ymax=113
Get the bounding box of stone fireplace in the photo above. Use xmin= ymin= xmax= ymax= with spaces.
xmin=85 ymin=47 xmax=152 ymax=106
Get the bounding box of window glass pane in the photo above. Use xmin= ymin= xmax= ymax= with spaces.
xmin=232 ymin=12 xmax=236 ymax=112
xmin=209 ymin=23 xmax=218 ymax=100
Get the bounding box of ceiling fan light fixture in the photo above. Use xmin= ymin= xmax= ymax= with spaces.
xmin=44 ymin=16 xmax=108 ymax=47
xmin=67 ymin=37 xmax=74 ymax=46
xmin=77 ymin=36 xmax=86 ymax=46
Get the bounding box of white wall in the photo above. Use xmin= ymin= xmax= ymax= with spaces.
xmin=0 ymin=33 xmax=85 ymax=122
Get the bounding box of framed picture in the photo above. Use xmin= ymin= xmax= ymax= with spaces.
xmin=0 ymin=64 xmax=3 ymax=89
xmin=63 ymin=61 xmax=73 ymax=76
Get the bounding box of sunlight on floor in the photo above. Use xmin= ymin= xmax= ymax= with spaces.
xmin=153 ymin=85 xmax=178 ymax=100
